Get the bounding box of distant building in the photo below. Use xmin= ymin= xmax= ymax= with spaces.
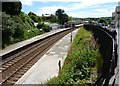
xmin=112 ymin=2 xmax=120 ymax=46
xmin=112 ymin=5 xmax=120 ymax=28
xmin=42 ymin=22 xmax=60 ymax=30
xmin=42 ymin=14 xmax=51 ymax=20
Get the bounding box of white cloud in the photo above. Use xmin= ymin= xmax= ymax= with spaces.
xmin=20 ymin=0 xmax=119 ymax=17
xmin=67 ymin=11 xmax=112 ymax=18
xmin=20 ymin=0 xmax=119 ymax=6
xmin=94 ymin=9 xmax=112 ymax=13
xmin=35 ymin=6 xmax=69 ymax=15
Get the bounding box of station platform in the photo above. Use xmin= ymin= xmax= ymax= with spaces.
xmin=0 ymin=28 xmax=69 ymax=56
xmin=15 ymin=28 xmax=79 ymax=84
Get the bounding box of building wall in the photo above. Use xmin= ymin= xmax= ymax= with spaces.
xmin=112 ymin=6 xmax=120 ymax=29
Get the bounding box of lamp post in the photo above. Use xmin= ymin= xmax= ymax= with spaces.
xmin=70 ymin=22 xmax=72 ymax=43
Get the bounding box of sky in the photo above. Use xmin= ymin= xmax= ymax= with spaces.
xmin=20 ymin=0 xmax=119 ymax=18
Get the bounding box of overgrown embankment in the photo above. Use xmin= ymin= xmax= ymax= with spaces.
xmin=2 ymin=11 xmax=44 ymax=49
xmin=47 ymin=27 xmax=102 ymax=85
xmin=84 ymin=24 xmax=116 ymax=85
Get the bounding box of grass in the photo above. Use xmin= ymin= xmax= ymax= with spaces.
xmin=47 ymin=27 xmax=103 ymax=85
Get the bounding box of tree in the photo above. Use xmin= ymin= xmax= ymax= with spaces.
xmin=62 ymin=13 xmax=69 ymax=23
xmin=28 ymin=12 xmax=39 ymax=22
xmin=98 ymin=17 xmax=106 ymax=23
xmin=55 ymin=9 xmax=68 ymax=25
xmin=88 ymin=20 xmax=93 ymax=24
xmin=2 ymin=12 xmax=15 ymax=48
xmin=28 ymin=12 xmax=42 ymax=22
xmin=49 ymin=14 xmax=58 ymax=23
xmin=2 ymin=1 xmax=22 ymax=15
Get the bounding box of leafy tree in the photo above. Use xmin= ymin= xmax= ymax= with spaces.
xmin=62 ymin=13 xmax=69 ymax=23
xmin=55 ymin=9 xmax=70 ymax=24
xmin=49 ymin=14 xmax=58 ymax=23
xmin=28 ymin=12 xmax=42 ymax=22
xmin=2 ymin=1 xmax=22 ymax=15
xmin=88 ymin=20 xmax=93 ymax=24
xmin=2 ymin=12 xmax=15 ymax=48
xmin=12 ymin=23 xmax=25 ymax=39
xmin=98 ymin=17 xmax=106 ymax=23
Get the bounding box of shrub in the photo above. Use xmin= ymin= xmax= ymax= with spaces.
xmin=42 ymin=24 xmax=52 ymax=32
xmin=37 ymin=22 xmax=44 ymax=29
xmin=37 ymin=23 xmax=52 ymax=32
xmin=2 ymin=12 xmax=15 ymax=48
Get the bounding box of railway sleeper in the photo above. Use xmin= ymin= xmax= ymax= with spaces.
xmin=12 ymin=74 xmax=22 ymax=78
xmin=5 ymin=63 xmax=12 ymax=66
xmin=8 ymin=61 xmax=14 ymax=64
xmin=6 ymin=80 xmax=16 ymax=84
xmin=26 ymin=64 xmax=33 ymax=67
xmin=19 ymin=69 xmax=27 ymax=72
xmin=2 ymin=65 xmax=9 ymax=68
xmin=16 ymin=72 xmax=25 ymax=75
xmin=0 ymin=67 xmax=5 ymax=70
xmin=9 ymin=77 xmax=19 ymax=81
xmin=22 ymin=68 xmax=29 ymax=70
xmin=5 ymin=60 xmax=16 ymax=64
xmin=21 ymin=66 xmax=31 ymax=69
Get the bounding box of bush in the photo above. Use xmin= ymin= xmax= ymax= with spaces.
xmin=2 ymin=12 xmax=15 ymax=48
xmin=37 ymin=22 xmax=44 ymax=29
xmin=42 ymin=24 xmax=52 ymax=32
xmin=12 ymin=23 xmax=25 ymax=39
xmin=37 ymin=23 xmax=52 ymax=32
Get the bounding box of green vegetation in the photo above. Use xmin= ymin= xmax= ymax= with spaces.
xmin=88 ymin=20 xmax=94 ymax=25
xmin=55 ymin=9 xmax=70 ymax=25
xmin=28 ymin=12 xmax=42 ymax=22
xmin=2 ymin=1 xmax=22 ymax=15
xmin=2 ymin=1 xmax=55 ymax=48
xmin=1 ymin=1 xmax=71 ymax=48
xmin=2 ymin=11 xmax=43 ymax=48
xmin=47 ymin=27 xmax=102 ymax=85
xmin=37 ymin=22 xmax=52 ymax=32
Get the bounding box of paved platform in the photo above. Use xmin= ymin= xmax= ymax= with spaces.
xmin=0 ymin=28 xmax=69 ymax=56
xmin=15 ymin=29 xmax=79 ymax=84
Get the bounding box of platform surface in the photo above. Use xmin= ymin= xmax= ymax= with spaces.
xmin=15 ymin=29 xmax=79 ymax=84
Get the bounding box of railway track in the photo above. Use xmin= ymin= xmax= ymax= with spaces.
xmin=0 ymin=29 xmax=72 ymax=85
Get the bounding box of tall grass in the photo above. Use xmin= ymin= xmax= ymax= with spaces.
xmin=47 ymin=27 xmax=102 ymax=85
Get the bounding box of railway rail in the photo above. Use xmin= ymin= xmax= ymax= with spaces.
xmin=0 ymin=28 xmax=72 ymax=85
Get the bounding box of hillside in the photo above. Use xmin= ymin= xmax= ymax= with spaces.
xmin=2 ymin=11 xmax=43 ymax=48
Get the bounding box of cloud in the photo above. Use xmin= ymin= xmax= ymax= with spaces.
xmin=20 ymin=0 xmax=119 ymax=6
xmin=35 ymin=6 xmax=69 ymax=15
xmin=21 ymin=0 xmax=118 ymax=17
xmin=94 ymin=9 xmax=112 ymax=13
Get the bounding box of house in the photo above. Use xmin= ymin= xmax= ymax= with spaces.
xmin=112 ymin=5 xmax=120 ymax=28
